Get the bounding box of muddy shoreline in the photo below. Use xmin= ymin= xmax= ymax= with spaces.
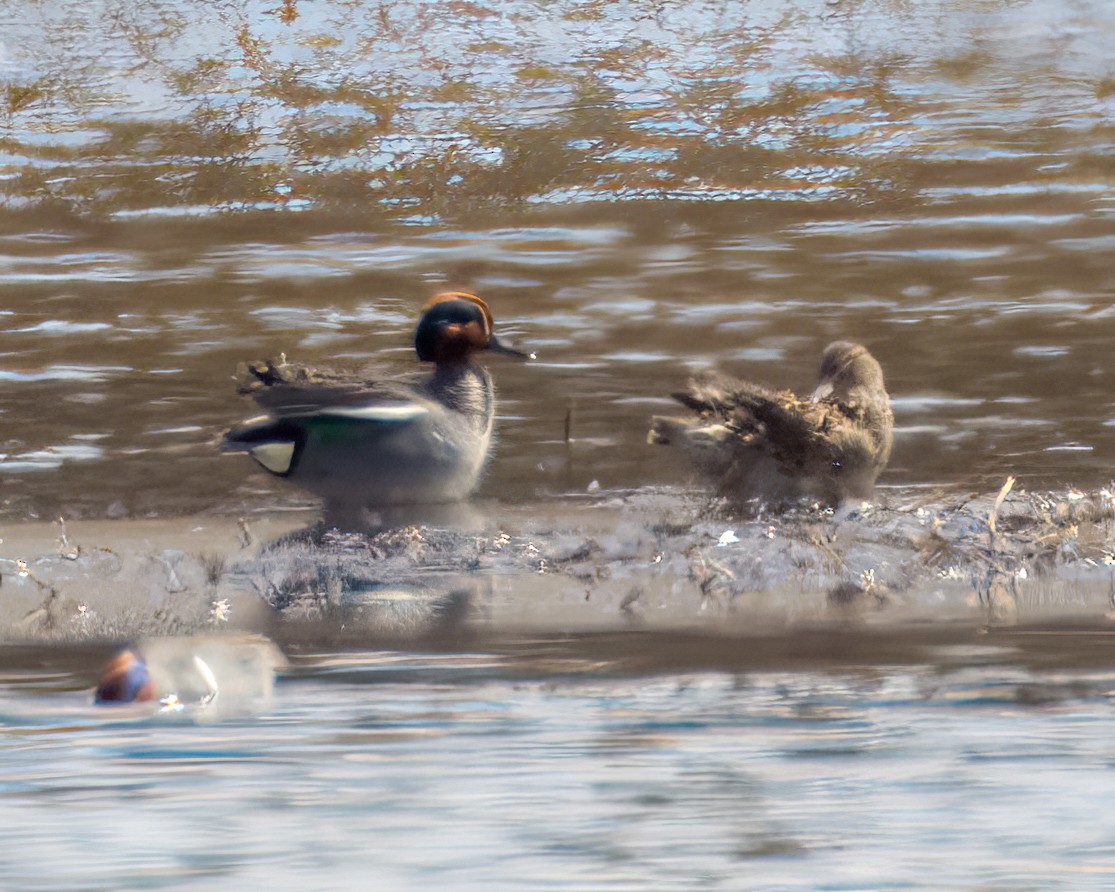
xmin=2 ymin=483 xmax=1115 ymax=670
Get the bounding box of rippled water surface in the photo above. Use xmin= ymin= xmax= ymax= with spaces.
xmin=2 ymin=640 xmax=1115 ymax=890
xmin=1 ymin=0 xmax=1114 ymax=518
xmin=0 ymin=639 xmax=1114 ymax=891
xmin=4 ymin=1 xmax=1115 ymax=887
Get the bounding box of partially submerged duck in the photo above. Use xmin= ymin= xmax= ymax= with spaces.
xmin=223 ymin=293 xmax=532 ymax=509
xmin=648 ymin=341 xmax=893 ymax=506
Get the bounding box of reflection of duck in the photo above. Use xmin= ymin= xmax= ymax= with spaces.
xmin=223 ymin=293 xmax=532 ymax=509
xmin=649 ymin=342 xmax=893 ymax=506
xmin=93 ymin=636 xmax=284 ymax=708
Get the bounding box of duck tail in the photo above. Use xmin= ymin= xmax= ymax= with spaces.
xmin=221 ymin=415 xmax=301 ymax=476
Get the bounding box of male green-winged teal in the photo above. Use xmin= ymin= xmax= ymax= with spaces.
xmin=222 ymin=293 xmax=531 ymax=509
xmin=648 ymin=341 xmax=893 ymax=506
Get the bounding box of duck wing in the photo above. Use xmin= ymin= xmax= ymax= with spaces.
xmin=235 ymin=355 xmax=428 ymax=414
xmin=723 ymin=386 xmax=826 ymax=470
xmin=675 ymin=372 xmax=875 ymax=472
xmin=224 ymin=360 xmax=433 ymax=476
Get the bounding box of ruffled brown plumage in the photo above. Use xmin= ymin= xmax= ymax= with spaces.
xmin=649 ymin=341 xmax=893 ymax=507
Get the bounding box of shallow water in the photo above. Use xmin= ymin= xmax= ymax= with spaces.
xmin=4 ymin=1 xmax=1115 ymax=887
xmin=3 ymin=640 xmax=1115 ymax=890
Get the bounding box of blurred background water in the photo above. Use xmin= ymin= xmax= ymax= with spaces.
xmin=1 ymin=0 xmax=1115 ymax=519
xmin=3 ymin=0 xmax=1115 ymax=887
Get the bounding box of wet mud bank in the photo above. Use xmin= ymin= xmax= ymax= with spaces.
xmin=3 ymin=482 xmax=1115 ymax=668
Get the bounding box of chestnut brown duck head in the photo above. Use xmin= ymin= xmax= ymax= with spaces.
xmin=648 ymin=341 xmax=893 ymax=507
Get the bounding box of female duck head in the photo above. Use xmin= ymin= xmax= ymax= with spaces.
xmin=415 ymin=292 xmax=532 ymax=363
xmin=811 ymin=341 xmax=886 ymax=402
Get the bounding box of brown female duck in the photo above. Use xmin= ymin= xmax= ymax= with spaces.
xmin=648 ymin=341 xmax=893 ymax=506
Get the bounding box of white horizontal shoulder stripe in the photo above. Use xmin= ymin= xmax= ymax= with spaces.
xmin=316 ymin=404 xmax=429 ymax=422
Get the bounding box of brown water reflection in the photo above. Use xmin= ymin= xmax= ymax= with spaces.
xmin=3 ymin=0 xmax=915 ymax=215
xmin=0 ymin=0 xmax=1114 ymax=520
